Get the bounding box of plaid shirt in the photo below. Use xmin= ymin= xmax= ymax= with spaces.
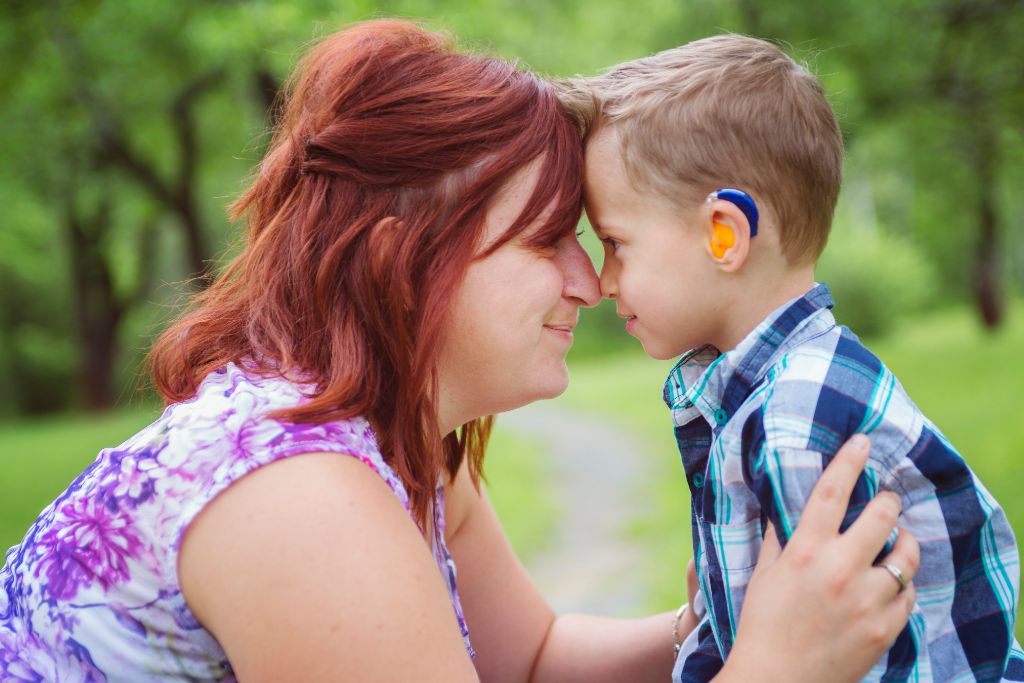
xmin=666 ymin=284 xmax=1024 ymax=682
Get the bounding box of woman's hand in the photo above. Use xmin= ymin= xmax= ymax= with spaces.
xmin=720 ymin=434 xmax=920 ymax=683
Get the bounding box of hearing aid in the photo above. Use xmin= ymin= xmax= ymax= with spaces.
xmin=708 ymin=188 xmax=759 ymax=237
xmin=710 ymin=222 xmax=735 ymax=259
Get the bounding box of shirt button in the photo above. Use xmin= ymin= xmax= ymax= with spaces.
xmin=692 ymin=472 xmax=705 ymax=489
xmin=714 ymin=409 xmax=728 ymax=425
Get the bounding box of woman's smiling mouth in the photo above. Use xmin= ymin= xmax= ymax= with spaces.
xmin=543 ymin=323 xmax=575 ymax=341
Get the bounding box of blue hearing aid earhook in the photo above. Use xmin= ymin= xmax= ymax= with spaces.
xmin=711 ymin=188 xmax=759 ymax=238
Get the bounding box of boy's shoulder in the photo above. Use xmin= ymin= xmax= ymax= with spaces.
xmin=764 ymin=322 xmax=887 ymax=402
xmin=753 ymin=324 xmax=928 ymax=461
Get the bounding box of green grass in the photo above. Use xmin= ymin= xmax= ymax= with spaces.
xmin=483 ymin=426 xmax=559 ymax=561
xmin=560 ymin=302 xmax=1024 ymax=639
xmin=0 ymin=408 xmax=161 ymax=552
xmin=0 ymin=405 xmax=557 ymax=564
xmin=559 ymin=347 xmax=690 ymax=610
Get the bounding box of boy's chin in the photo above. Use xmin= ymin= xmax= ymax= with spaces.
xmin=638 ymin=339 xmax=684 ymax=362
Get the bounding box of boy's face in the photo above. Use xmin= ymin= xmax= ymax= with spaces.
xmin=583 ymin=129 xmax=724 ymax=360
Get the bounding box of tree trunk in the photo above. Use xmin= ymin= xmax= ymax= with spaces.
xmin=934 ymin=0 xmax=1007 ymax=329
xmin=965 ymin=111 xmax=1004 ymax=329
xmin=255 ymin=67 xmax=281 ymax=124
xmin=81 ymin=303 xmax=121 ymax=410
xmin=973 ymin=174 xmax=1003 ymax=329
xmin=64 ymin=196 xmax=126 ymax=410
xmin=177 ymin=189 xmax=210 ymax=284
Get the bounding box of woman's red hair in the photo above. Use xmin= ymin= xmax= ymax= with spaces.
xmin=149 ymin=19 xmax=584 ymax=525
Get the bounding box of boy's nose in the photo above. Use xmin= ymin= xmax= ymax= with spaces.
xmin=556 ymin=236 xmax=600 ymax=307
xmin=599 ymin=263 xmax=618 ymax=300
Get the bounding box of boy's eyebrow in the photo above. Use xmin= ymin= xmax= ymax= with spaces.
xmin=589 ymin=219 xmax=621 ymax=237
xmin=585 ymin=214 xmax=609 ymax=236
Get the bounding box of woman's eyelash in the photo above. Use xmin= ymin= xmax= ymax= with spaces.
xmin=575 ymin=228 xmax=586 ymax=237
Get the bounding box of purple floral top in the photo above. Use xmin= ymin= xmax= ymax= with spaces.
xmin=0 ymin=363 xmax=473 ymax=681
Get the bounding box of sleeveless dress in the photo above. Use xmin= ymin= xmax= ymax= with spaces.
xmin=0 ymin=363 xmax=473 ymax=681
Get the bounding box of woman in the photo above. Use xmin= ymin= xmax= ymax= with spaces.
xmin=0 ymin=20 xmax=918 ymax=681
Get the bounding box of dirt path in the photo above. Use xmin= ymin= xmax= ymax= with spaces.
xmin=499 ymin=402 xmax=655 ymax=617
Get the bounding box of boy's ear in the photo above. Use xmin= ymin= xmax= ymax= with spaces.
xmin=704 ymin=199 xmax=752 ymax=272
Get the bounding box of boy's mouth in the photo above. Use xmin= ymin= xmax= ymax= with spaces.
xmin=624 ymin=315 xmax=638 ymax=335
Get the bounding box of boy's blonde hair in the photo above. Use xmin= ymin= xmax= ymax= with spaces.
xmin=558 ymin=34 xmax=843 ymax=265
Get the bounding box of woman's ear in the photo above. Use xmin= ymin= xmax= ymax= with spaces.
xmin=704 ymin=199 xmax=752 ymax=273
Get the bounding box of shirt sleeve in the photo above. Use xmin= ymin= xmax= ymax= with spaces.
xmin=747 ymin=446 xmax=882 ymax=549
xmin=674 ymin=613 xmax=725 ymax=683
xmin=747 ymin=445 xmax=929 ymax=678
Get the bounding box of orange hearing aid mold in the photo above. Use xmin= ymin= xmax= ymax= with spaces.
xmin=710 ymin=222 xmax=735 ymax=258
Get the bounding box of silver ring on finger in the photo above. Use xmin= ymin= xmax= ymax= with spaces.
xmin=882 ymin=562 xmax=908 ymax=593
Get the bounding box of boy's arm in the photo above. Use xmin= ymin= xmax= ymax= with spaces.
xmin=746 ymin=444 xmax=915 ymax=676
xmin=675 ymin=446 xmax=877 ymax=682
xmin=746 ymin=444 xmax=890 ymax=551
xmin=745 ymin=438 xmax=1020 ymax=680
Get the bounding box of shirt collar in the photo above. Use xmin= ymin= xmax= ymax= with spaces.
xmin=662 ymin=283 xmax=836 ymax=428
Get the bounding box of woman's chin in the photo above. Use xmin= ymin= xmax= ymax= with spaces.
xmin=544 ymin=373 xmax=571 ymax=400
xmin=532 ymin=364 xmax=571 ymax=401
xmin=495 ymin=367 xmax=570 ymax=415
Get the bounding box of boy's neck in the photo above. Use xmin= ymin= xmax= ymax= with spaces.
xmin=710 ymin=267 xmax=816 ymax=354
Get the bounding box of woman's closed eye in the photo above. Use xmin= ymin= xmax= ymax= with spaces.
xmin=530 ymin=244 xmax=559 ymax=259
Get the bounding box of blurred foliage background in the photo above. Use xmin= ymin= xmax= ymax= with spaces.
xmin=1 ymin=0 xmax=1023 ymax=630
xmin=1 ymin=0 xmax=1022 ymax=414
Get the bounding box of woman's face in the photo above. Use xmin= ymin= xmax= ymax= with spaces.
xmin=437 ymin=161 xmax=600 ymax=431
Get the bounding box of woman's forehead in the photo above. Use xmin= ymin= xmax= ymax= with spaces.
xmin=478 ymin=159 xmax=550 ymax=245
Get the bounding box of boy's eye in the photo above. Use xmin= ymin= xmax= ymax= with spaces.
xmin=601 ymin=237 xmax=621 ymax=253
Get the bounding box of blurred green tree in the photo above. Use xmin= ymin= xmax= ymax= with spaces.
xmin=704 ymin=0 xmax=1024 ymax=328
xmin=0 ymin=0 xmax=341 ymax=409
xmin=0 ymin=0 xmax=1020 ymax=414
xmin=0 ymin=0 xmax=684 ymax=411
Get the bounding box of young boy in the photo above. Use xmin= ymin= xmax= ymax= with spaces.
xmin=560 ymin=35 xmax=1024 ymax=682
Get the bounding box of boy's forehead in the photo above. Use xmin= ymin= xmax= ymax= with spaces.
xmin=583 ymin=131 xmax=628 ymax=200
xmin=584 ymin=127 xmax=623 ymax=168
xmin=583 ymin=129 xmax=658 ymax=225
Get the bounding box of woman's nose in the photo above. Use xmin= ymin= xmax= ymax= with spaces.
xmin=556 ymin=236 xmax=601 ymax=307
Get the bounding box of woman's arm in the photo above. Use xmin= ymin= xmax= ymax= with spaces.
xmin=444 ymin=459 xmax=675 ymax=683
xmin=179 ymin=453 xmax=481 ymax=682
xmin=448 ymin=434 xmax=919 ymax=683
xmin=176 ymin=435 xmax=917 ymax=682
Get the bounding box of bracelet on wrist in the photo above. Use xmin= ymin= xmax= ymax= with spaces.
xmin=672 ymin=602 xmax=689 ymax=657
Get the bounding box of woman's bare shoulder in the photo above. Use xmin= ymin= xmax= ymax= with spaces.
xmin=179 ymin=453 xmax=479 ymax=682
